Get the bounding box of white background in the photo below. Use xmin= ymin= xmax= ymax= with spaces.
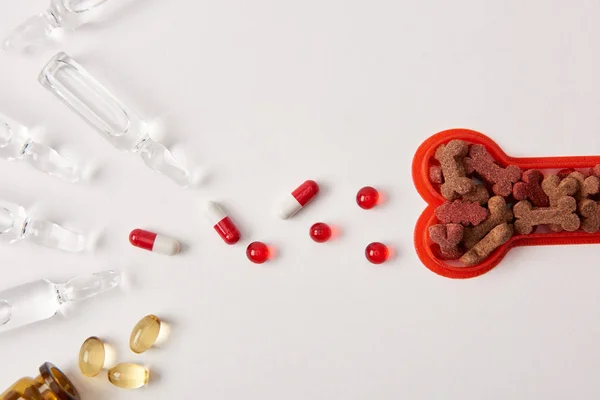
xmin=1 ymin=0 xmax=600 ymax=399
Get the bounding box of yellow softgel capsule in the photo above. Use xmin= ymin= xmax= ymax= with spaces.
xmin=108 ymin=363 xmax=149 ymax=389
xmin=78 ymin=336 xmax=105 ymax=377
xmin=130 ymin=314 xmax=161 ymax=354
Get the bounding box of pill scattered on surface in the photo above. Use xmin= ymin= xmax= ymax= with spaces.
xmin=130 ymin=315 xmax=162 ymax=354
xmin=108 ymin=363 xmax=149 ymax=389
xmin=279 ymin=180 xmax=319 ymax=219
xmin=129 ymin=229 xmax=180 ymax=256
xmin=309 ymin=222 xmax=332 ymax=243
xmin=247 ymin=241 xmax=270 ymax=264
xmin=356 ymin=186 xmax=379 ymax=209
xmin=365 ymin=242 xmax=389 ymax=264
xmin=79 ymin=336 xmax=105 ymax=377
xmin=204 ymin=201 xmax=241 ymax=245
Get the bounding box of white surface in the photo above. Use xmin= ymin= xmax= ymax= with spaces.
xmin=0 ymin=1 xmax=599 ymax=399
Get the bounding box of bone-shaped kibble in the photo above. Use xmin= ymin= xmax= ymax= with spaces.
xmin=462 ymin=196 xmax=513 ymax=249
xmin=513 ymin=170 xmax=549 ymax=207
xmin=435 ymin=200 xmax=488 ymax=226
xmin=429 ymin=223 xmax=464 ymax=259
xmin=514 ymin=197 xmax=580 ymax=235
xmin=579 ymin=199 xmax=600 ymax=233
xmin=460 ymin=223 xmax=513 ymax=266
xmin=541 ymin=175 xmax=578 ymax=207
xmin=461 ymin=185 xmax=490 ymax=206
xmin=567 ymin=171 xmax=600 ymax=201
xmin=434 ymin=140 xmax=475 ymax=200
xmin=463 ymin=144 xmax=521 ymax=197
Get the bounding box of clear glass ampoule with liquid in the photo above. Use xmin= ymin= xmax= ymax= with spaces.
xmin=0 ymin=113 xmax=80 ymax=182
xmin=0 ymin=270 xmax=120 ymax=333
xmin=3 ymin=0 xmax=110 ymax=51
xmin=39 ymin=52 xmax=192 ymax=187
xmin=0 ymin=362 xmax=80 ymax=400
xmin=0 ymin=198 xmax=86 ymax=252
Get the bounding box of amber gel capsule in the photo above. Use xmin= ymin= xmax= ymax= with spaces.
xmin=130 ymin=315 xmax=162 ymax=354
xmin=79 ymin=336 xmax=106 ymax=377
xmin=108 ymin=363 xmax=149 ymax=389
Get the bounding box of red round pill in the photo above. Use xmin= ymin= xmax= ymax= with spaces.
xmin=365 ymin=242 xmax=389 ymax=264
xmin=309 ymin=222 xmax=332 ymax=243
xmin=246 ymin=241 xmax=270 ymax=264
xmin=356 ymin=186 xmax=379 ymax=209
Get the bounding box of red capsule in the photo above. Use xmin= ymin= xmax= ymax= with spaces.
xmin=279 ymin=180 xmax=320 ymax=219
xmin=247 ymin=241 xmax=270 ymax=264
xmin=365 ymin=242 xmax=389 ymax=264
xmin=356 ymin=186 xmax=380 ymax=209
xmin=309 ymin=222 xmax=332 ymax=243
xmin=129 ymin=229 xmax=180 ymax=256
xmin=205 ymin=201 xmax=241 ymax=245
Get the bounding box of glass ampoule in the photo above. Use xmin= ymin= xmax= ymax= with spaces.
xmin=0 ymin=270 xmax=120 ymax=333
xmin=39 ymin=52 xmax=192 ymax=187
xmin=0 ymin=113 xmax=80 ymax=182
xmin=0 ymin=362 xmax=80 ymax=400
xmin=0 ymin=198 xmax=86 ymax=252
xmin=3 ymin=0 xmax=110 ymax=51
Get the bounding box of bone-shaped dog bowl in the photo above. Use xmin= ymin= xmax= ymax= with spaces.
xmin=413 ymin=128 xmax=600 ymax=279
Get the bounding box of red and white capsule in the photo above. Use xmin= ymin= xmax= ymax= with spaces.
xmin=129 ymin=229 xmax=180 ymax=256
xmin=205 ymin=201 xmax=241 ymax=245
xmin=278 ymin=180 xmax=320 ymax=219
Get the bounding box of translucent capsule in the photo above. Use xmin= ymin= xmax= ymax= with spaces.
xmin=309 ymin=222 xmax=332 ymax=243
xmin=204 ymin=201 xmax=241 ymax=245
xmin=365 ymin=242 xmax=389 ymax=264
xmin=279 ymin=180 xmax=319 ymax=219
xmin=129 ymin=229 xmax=180 ymax=256
xmin=79 ymin=336 xmax=106 ymax=377
xmin=246 ymin=241 xmax=270 ymax=264
xmin=356 ymin=186 xmax=380 ymax=209
xmin=130 ymin=315 xmax=161 ymax=354
xmin=108 ymin=363 xmax=149 ymax=389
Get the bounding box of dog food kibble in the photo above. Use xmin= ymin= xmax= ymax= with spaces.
xmin=463 ymin=144 xmax=521 ymax=196
xmin=557 ymin=168 xmax=576 ymax=179
xmin=579 ymin=199 xmax=600 ymax=233
xmin=428 ymin=140 xmax=600 ymax=267
xmin=429 ymin=165 xmax=443 ymax=184
xmin=513 ymin=170 xmax=549 ymax=207
xmin=567 ymin=171 xmax=600 ymax=201
xmin=514 ymin=197 xmax=580 ymax=234
xmin=429 ymin=224 xmax=464 ymax=259
xmin=460 ymin=223 xmax=514 ymax=266
xmin=461 ymin=185 xmax=490 ymax=205
xmin=434 ymin=140 xmax=476 ymax=200
xmin=462 ymin=196 xmax=513 ymax=249
xmin=434 ymin=201 xmax=488 ymax=226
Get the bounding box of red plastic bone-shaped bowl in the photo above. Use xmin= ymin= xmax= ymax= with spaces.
xmin=413 ymin=128 xmax=600 ymax=279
